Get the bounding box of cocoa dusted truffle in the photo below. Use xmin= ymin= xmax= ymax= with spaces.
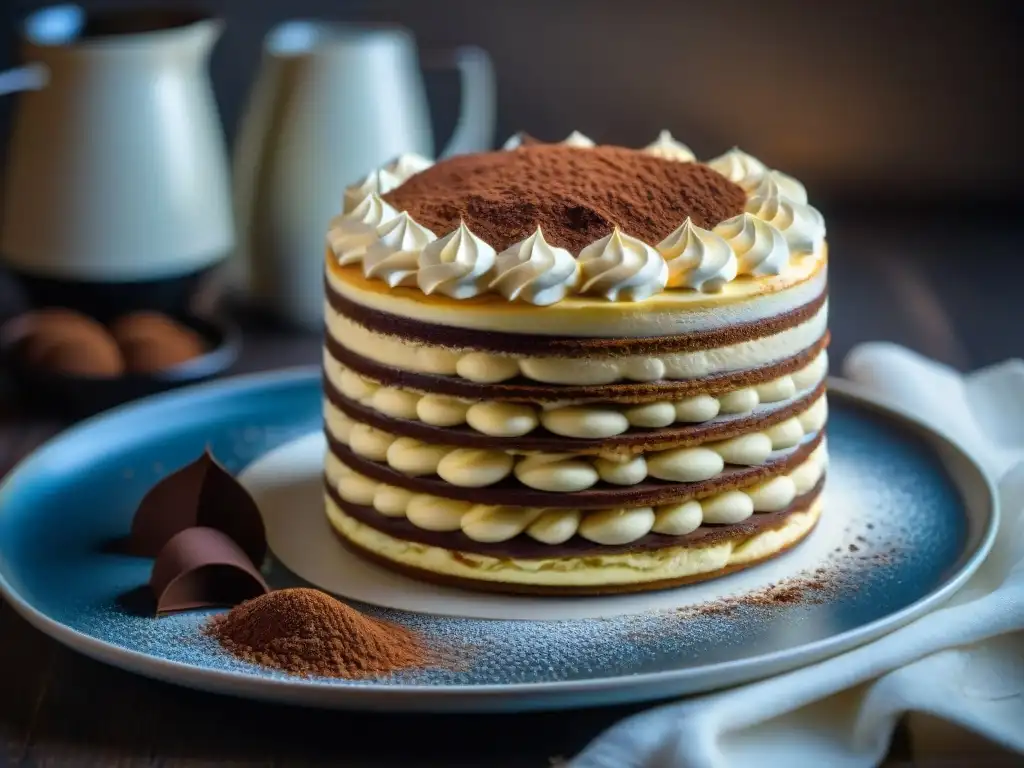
xmin=110 ymin=311 xmax=206 ymax=373
xmin=17 ymin=308 xmax=124 ymax=377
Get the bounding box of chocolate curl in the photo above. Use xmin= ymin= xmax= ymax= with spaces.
xmin=128 ymin=448 xmax=266 ymax=564
xmin=150 ymin=527 xmax=269 ymax=615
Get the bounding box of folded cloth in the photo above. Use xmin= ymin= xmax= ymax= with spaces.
xmin=571 ymin=343 xmax=1024 ymax=768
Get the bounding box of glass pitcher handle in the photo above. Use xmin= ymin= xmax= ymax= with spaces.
xmin=423 ymin=46 xmax=496 ymax=158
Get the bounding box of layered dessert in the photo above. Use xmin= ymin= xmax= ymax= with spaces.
xmin=322 ymin=131 xmax=828 ymax=595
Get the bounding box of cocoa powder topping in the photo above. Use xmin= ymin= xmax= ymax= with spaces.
xmin=382 ymin=145 xmax=746 ymax=254
xmin=204 ymin=588 xmax=438 ymax=678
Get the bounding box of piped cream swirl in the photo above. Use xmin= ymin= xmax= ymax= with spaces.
xmin=707 ymin=148 xmax=767 ymax=190
xmin=771 ymin=170 xmax=808 ymax=204
xmin=562 ymin=130 xmax=596 ymax=148
xmin=714 ymin=213 xmax=790 ymax=276
xmin=643 ymin=130 xmax=696 ymax=162
xmin=362 ymin=212 xmax=436 ymax=287
xmin=383 ymin=152 xmax=433 ymax=179
xmin=745 ymin=176 xmax=825 ymax=254
xmin=489 ymin=227 xmax=580 ymax=306
xmin=657 ymin=218 xmax=738 ymax=292
xmin=416 ymin=221 xmax=497 ymax=299
xmin=578 ymin=227 xmax=668 ymax=302
xmin=327 ymin=193 xmax=398 ymax=266
xmin=343 ymin=169 xmax=402 ymax=213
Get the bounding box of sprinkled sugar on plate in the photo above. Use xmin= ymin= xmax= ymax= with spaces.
xmin=0 ymin=369 xmax=996 ymax=712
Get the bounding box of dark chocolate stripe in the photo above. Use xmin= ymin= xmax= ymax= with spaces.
xmin=326 ymin=429 xmax=824 ymax=509
xmin=325 ymin=331 xmax=830 ymax=403
xmin=325 ymin=476 xmax=825 ymax=559
xmin=325 ymin=374 xmax=826 ymax=453
xmin=327 ymin=281 xmax=827 ymax=356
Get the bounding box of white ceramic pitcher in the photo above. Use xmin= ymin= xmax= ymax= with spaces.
xmin=232 ymin=21 xmax=496 ymax=330
xmin=0 ymin=4 xmax=235 ymax=315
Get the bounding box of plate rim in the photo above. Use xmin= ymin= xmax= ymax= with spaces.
xmin=0 ymin=368 xmax=1000 ymax=710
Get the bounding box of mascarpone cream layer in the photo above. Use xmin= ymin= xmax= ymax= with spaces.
xmin=323 ymin=348 xmax=828 ymax=438
xmin=325 ymin=495 xmax=822 ymax=587
xmin=325 ymin=302 xmax=828 ymax=386
xmin=325 ymin=395 xmax=827 ymax=491
xmin=325 ymin=249 xmax=826 ymax=338
xmin=326 ymin=441 xmax=827 ymax=546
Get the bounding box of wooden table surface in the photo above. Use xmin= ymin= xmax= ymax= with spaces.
xmin=0 ymin=208 xmax=1020 ymax=766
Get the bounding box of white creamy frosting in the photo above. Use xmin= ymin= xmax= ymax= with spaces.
xmin=343 ymin=169 xmax=402 ymax=213
xmin=514 ymin=455 xmax=599 ymax=493
xmin=714 ymin=213 xmax=791 ymax=276
xmin=562 ymin=130 xmax=596 ymax=147
xmin=541 ymin=407 xmax=630 ymax=438
xmin=653 ymin=501 xmax=703 ymax=535
xmin=362 ymin=212 xmax=436 ymax=288
xmin=436 ymin=448 xmax=513 ymax=487
xmin=657 ymin=218 xmax=738 ymax=292
xmin=416 ymin=221 xmax=497 ymax=299
xmin=332 ymin=441 xmax=828 ymax=545
xmin=527 ymin=509 xmax=581 ymax=544
xmin=707 ymin=148 xmax=767 ymax=189
xmin=383 ymin=152 xmax=433 ymax=179
xmin=489 ymin=227 xmax=580 ymax=306
xmin=579 ymin=507 xmax=655 ymax=545
xmin=502 ymin=132 xmax=527 ymax=150
xmin=771 ymin=170 xmax=808 ymax=204
xmin=643 ymin=130 xmax=696 ymax=162
xmin=462 ymin=506 xmax=541 ymax=543
xmin=328 ymin=193 xmax=399 ymax=266
xmin=578 ymin=227 xmax=669 ymax=302
xmin=745 ymin=176 xmax=825 ymax=254
xmin=466 ymin=402 xmax=538 ymax=437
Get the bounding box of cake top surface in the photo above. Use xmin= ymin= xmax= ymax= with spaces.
xmin=327 ymin=131 xmax=827 ymax=308
xmin=381 ymin=145 xmax=746 ymax=255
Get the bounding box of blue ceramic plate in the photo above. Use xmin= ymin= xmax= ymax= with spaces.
xmin=0 ymin=369 xmax=997 ymax=712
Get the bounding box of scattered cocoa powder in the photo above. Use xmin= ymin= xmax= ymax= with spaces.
xmin=204 ymin=588 xmax=439 ymax=678
xmin=382 ymin=144 xmax=746 ymax=254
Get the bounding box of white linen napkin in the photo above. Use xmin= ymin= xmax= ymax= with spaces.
xmin=571 ymin=342 xmax=1024 ymax=768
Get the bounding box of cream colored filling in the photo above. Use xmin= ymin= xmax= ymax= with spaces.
xmin=324 ymin=348 xmax=828 ymax=438
xmin=325 ymin=495 xmax=823 ymax=588
xmin=325 ymin=441 xmax=828 ymax=546
xmin=325 ymin=255 xmax=827 ymax=337
xmin=324 ymin=396 xmax=828 ymax=491
xmin=324 ymin=301 xmax=828 ymax=386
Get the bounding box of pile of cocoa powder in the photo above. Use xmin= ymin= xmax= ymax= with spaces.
xmin=204 ymin=588 xmax=441 ymax=679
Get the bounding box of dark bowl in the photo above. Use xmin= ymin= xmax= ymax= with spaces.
xmin=0 ymin=312 xmax=241 ymax=420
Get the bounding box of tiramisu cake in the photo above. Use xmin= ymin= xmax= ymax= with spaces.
xmin=322 ymin=131 xmax=828 ymax=595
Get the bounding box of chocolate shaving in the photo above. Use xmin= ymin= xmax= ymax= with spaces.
xmin=150 ymin=527 xmax=269 ymax=615
xmin=128 ymin=448 xmax=266 ymax=564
